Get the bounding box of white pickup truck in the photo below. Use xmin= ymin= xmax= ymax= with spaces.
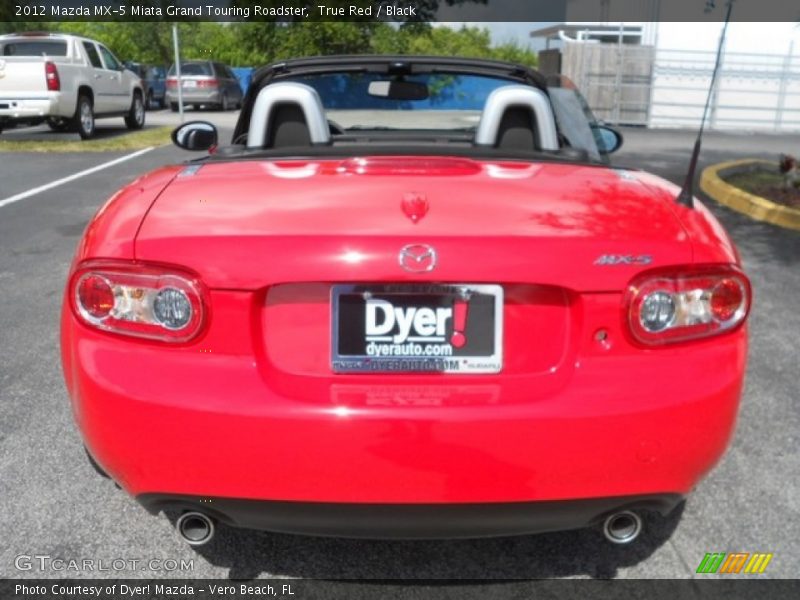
xmin=0 ymin=32 xmax=145 ymax=139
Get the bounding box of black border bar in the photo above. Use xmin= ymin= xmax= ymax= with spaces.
xmin=2 ymin=579 xmax=800 ymax=600
xmin=1 ymin=0 xmax=799 ymax=23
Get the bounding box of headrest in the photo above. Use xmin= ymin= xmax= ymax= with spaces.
xmin=474 ymin=85 xmax=559 ymax=151
xmin=246 ymin=82 xmax=331 ymax=149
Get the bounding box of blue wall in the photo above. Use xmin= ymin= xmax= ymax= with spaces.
xmin=231 ymin=67 xmax=255 ymax=95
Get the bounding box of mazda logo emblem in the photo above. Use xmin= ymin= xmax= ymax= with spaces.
xmin=398 ymin=244 xmax=437 ymax=273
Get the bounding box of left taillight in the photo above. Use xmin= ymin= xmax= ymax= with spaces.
xmin=45 ymin=61 xmax=60 ymax=91
xmin=624 ymin=264 xmax=751 ymax=345
xmin=68 ymin=260 xmax=207 ymax=343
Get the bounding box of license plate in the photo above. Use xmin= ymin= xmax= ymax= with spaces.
xmin=182 ymin=80 xmax=197 ymax=88
xmin=331 ymin=284 xmax=503 ymax=374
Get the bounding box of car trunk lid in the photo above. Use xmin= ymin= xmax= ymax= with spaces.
xmin=135 ymin=157 xmax=691 ymax=291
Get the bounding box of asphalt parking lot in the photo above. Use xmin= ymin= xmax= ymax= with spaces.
xmin=0 ymin=112 xmax=798 ymax=582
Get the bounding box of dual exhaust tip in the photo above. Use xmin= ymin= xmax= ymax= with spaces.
xmin=602 ymin=510 xmax=643 ymax=544
xmin=174 ymin=509 xmax=643 ymax=546
xmin=176 ymin=511 xmax=215 ymax=546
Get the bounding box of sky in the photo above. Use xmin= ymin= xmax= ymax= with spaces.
xmin=483 ymin=22 xmax=548 ymax=49
xmin=437 ymin=22 xmax=553 ymax=50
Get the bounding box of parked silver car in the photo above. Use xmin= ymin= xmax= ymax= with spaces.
xmin=166 ymin=60 xmax=243 ymax=111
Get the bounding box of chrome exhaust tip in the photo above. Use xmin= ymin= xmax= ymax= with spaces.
xmin=176 ymin=511 xmax=215 ymax=546
xmin=602 ymin=510 xmax=643 ymax=544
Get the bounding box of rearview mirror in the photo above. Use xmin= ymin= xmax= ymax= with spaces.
xmin=172 ymin=121 xmax=218 ymax=152
xmin=593 ymin=124 xmax=623 ymax=154
xmin=368 ymin=80 xmax=429 ymax=101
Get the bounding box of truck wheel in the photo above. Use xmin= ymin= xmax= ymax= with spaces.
xmin=146 ymin=89 xmax=154 ymax=110
xmin=46 ymin=117 xmax=71 ymax=132
xmin=72 ymin=94 xmax=95 ymax=139
xmin=170 ymin=102 xmax=179 ymax=112
xmin=125 ymin=91 xmax=145 ymax=130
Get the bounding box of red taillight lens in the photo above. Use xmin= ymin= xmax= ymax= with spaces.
xmin=198 ymin=79 xmax=219 ymax=88
xmin=45 ymin=61 xmax=60 ymax=91
xmin=77 ymin=274 xmax=114 ymax=319
xmin=710 ymin=278 xmax=745 ymax=322
xmin=69 ymin=260 xmax=208 ymax=343
xmin=166 ymin=77 xmax=177 ymax=89
xmin=624 ymin=265 xmax=751 ymax=345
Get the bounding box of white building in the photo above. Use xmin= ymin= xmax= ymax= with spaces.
xmin=531 ymin=19 xmax=800 ymax=131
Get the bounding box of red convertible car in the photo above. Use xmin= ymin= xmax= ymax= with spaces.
xmin=61 ymin=56 xmax=750 ymax=546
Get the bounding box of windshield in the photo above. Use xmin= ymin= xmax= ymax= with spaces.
xmin=547 ymin=87 xmax=604 ymax=162
xmin=168 ymin=63 xmax=212 ymax=77
xmin=233 ymin=65 xmax=610 ymax=162
xmin=1 ymin=40 xmax=68 ymax=56
xmin=147 ymin=66 xmax=166 ymax=79
xmin=289 ymin=72 xmax=517 ymax=131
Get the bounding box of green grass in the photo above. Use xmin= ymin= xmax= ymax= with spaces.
xmin=0 ymin=126 xmax=172 ymax=153
xmin=724 ymin=166 xmax=800 ymax=209
xmin=725 ymin=169 xmax=784 ymax=192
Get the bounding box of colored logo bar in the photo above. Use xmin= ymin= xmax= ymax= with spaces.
xmin=696 ymin=553 xmax=773 ymax=574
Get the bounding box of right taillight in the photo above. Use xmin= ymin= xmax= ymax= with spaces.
xmin=624 ymin=264 xmax=751 ymax=345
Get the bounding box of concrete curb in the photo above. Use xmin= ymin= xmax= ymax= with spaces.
xmin=700 ymin=159 xmax=800 ymax=232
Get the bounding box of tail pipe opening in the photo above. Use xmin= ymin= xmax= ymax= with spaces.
xmin=176 ymin=511 xmax=215 ymax=546
xmin=602 ymin=510 xmax=643 ymax=544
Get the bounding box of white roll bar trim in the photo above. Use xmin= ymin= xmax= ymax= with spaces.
xmin=247 ymin=82 xmax=331 ymax=148
xmin=474 ymin=85 xmax=559 ymax=151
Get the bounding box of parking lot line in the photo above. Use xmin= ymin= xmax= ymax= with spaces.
xmin=0 ymin=147 xmax=154 ymax=209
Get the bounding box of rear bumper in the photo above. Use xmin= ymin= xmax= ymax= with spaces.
xmin=0 ymin=94 xmax=63 ymax=122
xmin=62 ymin=292 xmax=747 ymax=508
xmin=165 ymin=90 xmax=221 ymax=105
xmin=138 ymin=493 xmax=683 ymax=539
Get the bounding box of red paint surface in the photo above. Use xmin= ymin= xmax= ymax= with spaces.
xmin=61 ymin=156 xmax=749 ymax=506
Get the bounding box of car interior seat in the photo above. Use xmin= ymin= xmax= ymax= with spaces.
xmin=265 ymin=104 xmax=312 ymax=148
xmin=495 ymin=106 xmax=539 ymax=151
